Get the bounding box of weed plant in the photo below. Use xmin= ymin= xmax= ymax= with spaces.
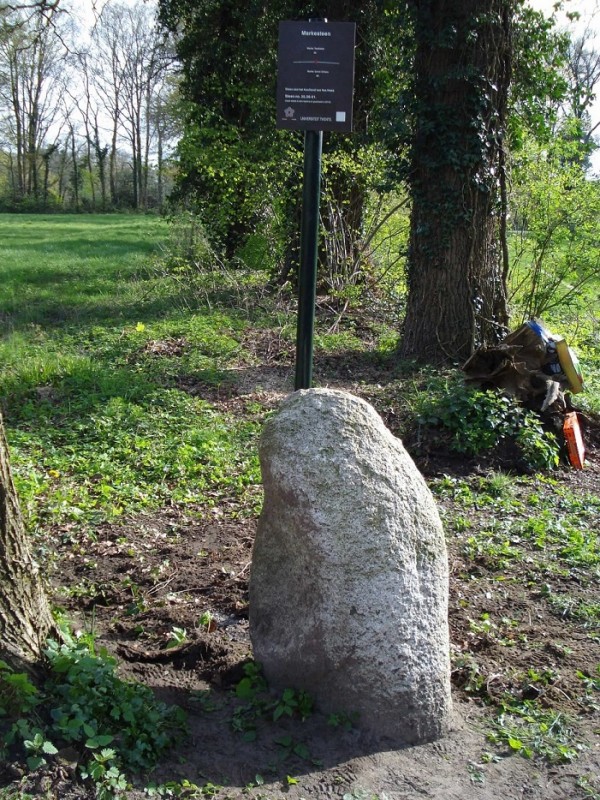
xmin=488 ymin=700 xmax=583 ymax=763
xmin=0 ymin=625 xmax=185 ymax=798
xmin=438 ymin=471 xmax=599 ymax=581
xmin=230 ymin=662 xmax=315 ymax=746
xmin=416 ymin=375 xmax=560 ymax=470
xmin=10 ymin=389 xmax=262 ymax=530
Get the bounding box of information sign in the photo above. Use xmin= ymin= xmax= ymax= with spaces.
xmin=277 ymin=20 xmax=356 ymax=133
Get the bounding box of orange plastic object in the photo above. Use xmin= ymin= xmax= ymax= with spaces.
xmin=563 ymin=412 xmax=585 ymax=469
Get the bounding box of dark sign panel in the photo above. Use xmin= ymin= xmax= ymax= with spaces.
xmin=277 ymin=20 xmax=356 ymax=133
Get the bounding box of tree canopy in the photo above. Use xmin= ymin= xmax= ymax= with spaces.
xmin=158 ymin=0 xmax=596 ymax=362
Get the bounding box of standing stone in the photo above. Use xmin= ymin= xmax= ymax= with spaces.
xmin=249 ymin=389 xmax=451 ymax=745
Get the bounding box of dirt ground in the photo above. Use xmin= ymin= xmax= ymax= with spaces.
xmin=6 ymin=349 xmax=600 ymax=799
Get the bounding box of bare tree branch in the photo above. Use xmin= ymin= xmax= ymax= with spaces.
xmin=0 ymin=1 xmax=61 ymax=11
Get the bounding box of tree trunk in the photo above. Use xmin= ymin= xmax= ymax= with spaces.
xmin=85 ymin=135 xmax=97 ymax=211
xmin=109 ymin=122 xmax=118 ymax=206
xmin=400 ymin=0 xmax=511 ymax=363
xmin=157 ymin=121 xmax=164 ymax=210
xmin=97 ymin=148 xmax=108 ymax=211
xmin=57 ymin=146 xmax=68 ymax=203
xmin=0 ymin=414 xmax=56 ymax=672
xmin=42 ymin=153 xmax=51 ymax=205
xmin=9 ymin=54 xmax=25 ymax=199
xmin=70 ymin=127 xmax=79 ymax=211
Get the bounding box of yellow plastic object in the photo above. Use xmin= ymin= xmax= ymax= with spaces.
xmin=553 ymin=336 xmax=584 ymax=394
xmin=563 ymin=412 xmax=585 ymax=469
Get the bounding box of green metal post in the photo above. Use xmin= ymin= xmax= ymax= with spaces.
xmin=295 ymin=129 xmax=323 ymax=390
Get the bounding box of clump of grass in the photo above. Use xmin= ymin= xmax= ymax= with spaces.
xmin=488 ymin=699 xmax=584 ymax=764
xmin=9 ymin=389 xmax=262 ymax=530
xmin=545 ymin=593 xmax=600 ymax=627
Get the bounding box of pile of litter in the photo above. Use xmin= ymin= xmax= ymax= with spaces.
xmin=463 ymin=320 xmax=586 ymax=468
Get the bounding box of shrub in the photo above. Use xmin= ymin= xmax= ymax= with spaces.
xmin=417 ymin=377 xmax=560 ymax=470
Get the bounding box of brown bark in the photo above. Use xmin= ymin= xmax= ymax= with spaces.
xmin=0 ymin=413 xmax=56 ymax=672
xmin=400 ymin=0 xmax=511 ymax=363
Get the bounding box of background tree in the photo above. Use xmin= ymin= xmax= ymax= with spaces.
xmin=0 ymin=2 xmax=66 ymax=206
xmin=508 ymin=138 xmax=600 ymax=319
xmin=158 ymin=0 xmax=403 ymax=287
xmin=64 ymin=51 xmax=105 ymax=209
xmin=506 ymin=16 xmax=600 ymax=321
xmin=0 ymin=1 xmax=60 ymax=20
xmin=90 ymin=3 xmax=129 ymax=207
xmin=0 ymin=0 xmax=178 ymax=211
xmin=159 ymin=0 xmax=293 ymax=256
xmin=560 ymin=30 xmax=600 ymax=165
xmin=90 ymin=0 xmax=174 ymax=210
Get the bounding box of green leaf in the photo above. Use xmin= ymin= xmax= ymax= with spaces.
xmin=235 ymin=677 xmax=255 ymax=699
xmin=27 ymin=755 xmax=45 ymax=771
xmin=293 ymin=742 xmax=311 ymax=760
xmin=508 ymin=737 xmax=523 ymax=751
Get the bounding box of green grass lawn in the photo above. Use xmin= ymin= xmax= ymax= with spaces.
xmin=0 ymin=214 xmax=262 ymax=533
xmin=1 ymin=215 xmax=166 ymax=327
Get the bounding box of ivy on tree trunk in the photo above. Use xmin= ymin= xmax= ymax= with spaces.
xmin=401 ymin=0 xmax=511 ymax=363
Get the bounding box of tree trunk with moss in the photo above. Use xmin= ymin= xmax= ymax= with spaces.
xmin=400 ymin=0 xmax=511 ymax=363
xmin=0 ymin=413 xmax=56 ymax=672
